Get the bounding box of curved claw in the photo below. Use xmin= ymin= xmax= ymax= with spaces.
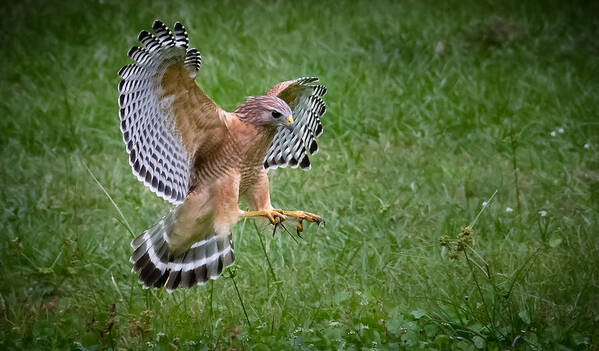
xmin=296 ymin=221 xmax=304 ymax=237
xmin=266 ymin=211 xmax=286 ymax=225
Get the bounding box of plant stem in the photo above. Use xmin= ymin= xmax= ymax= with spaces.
xmin=229 ymin=270 xmax=252 ymax=330
xmin=470 ymin=190 xmax=498 ymax=228
xmin=509 ymin=122 xmax=521 ymax=213
xmin=464 ymin=249 xmax=500 ymax=338
xmin=254 ymin=222 xmax=279 ymax=284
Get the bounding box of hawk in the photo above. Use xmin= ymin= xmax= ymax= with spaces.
xmin=118 ymin=21 xmax=327 ymax=291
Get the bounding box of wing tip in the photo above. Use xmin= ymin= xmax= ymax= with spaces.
xmin=309 ymin=140 xmax=318 ymax=154
xmin=137 ymin=30 xmax=151 ymax=42
xmin=152 ymin=19 xmax=165 ymax=31
xmin=299 ymin=155 xmax=311 ymax=169
xmin=296 ymin=76 xmax=319 ymax=85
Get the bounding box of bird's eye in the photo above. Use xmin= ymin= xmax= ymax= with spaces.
xmin=271 ymin=111 xmax=282 ymax=119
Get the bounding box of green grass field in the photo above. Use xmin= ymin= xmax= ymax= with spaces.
xmin=1 ymin=0 xmax=598 ymax=349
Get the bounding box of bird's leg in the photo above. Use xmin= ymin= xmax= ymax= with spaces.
xmin=240 ymin=209 xmax=286 ymax=225
xmin=271 ymin=210 xmax=323 ymax=236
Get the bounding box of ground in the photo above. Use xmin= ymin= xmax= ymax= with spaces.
xmin=0 ymin=0 xmax=598 ymax=350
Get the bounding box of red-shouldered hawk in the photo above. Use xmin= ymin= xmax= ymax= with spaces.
xmin=118 ymin=21 xmax=326 ymax=291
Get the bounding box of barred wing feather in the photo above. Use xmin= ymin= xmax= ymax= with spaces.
xmin=118 ymin=20 xmax=228 ymax=204
xmin=264 ymin=77 xmax=327 ymax=170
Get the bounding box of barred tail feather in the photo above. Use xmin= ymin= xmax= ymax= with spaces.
xmin=130 ymin=215 xmax=235 ymax=291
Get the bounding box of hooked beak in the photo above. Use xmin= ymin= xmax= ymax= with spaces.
xmin=285 ymin=115 xmax=294 ymax=131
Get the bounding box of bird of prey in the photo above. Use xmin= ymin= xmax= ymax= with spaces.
xmin=117 ymin=21 xmax=327 ymax=291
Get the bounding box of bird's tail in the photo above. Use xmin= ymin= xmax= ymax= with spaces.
xmin=130 ymin=210 xmax=235 ymax=292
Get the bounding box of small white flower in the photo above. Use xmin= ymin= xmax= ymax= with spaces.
xmin=372 ymin=341 xmax=378 ymax=345
xmin=329 ymin=321 xmax=341 ymax=327
xmin=557 ymin=128 xmax=564 ymax=134
xmin=505 ymin=207 xmax=513 ymax=213
xmin=410 ymin=182 xmax=416 ymax=191
xmin=538 ymin=210 xmax=547 ymax=217
xmin=550 ymin=131 xmax=557 ymax=137
xmin=435 ymin=41 xmax=445 ymax=53
xmin=584 ymin=143 xmax=590 ymax=149
xmin=482 ymin=201 xmax=488 ymax=208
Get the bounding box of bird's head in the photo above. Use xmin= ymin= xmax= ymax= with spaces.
xmin=235 ymin=95 xmax=294 ymax=130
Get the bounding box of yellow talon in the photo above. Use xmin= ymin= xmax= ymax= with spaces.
xmin=241 ymin=209 xmax=286 ymax=224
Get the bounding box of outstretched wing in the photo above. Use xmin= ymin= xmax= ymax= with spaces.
xmin=263 ymin=77 xmax=327 ymax=170
xmin=118 ymin=21 xmax=229 ymax=204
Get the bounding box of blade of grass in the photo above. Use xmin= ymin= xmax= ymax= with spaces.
xmin=469 ymin=189 xmax=498 ymax=228
xmin=229 ymin=269 xmax=252 ymax=330
xmin=84 ymin=161 xmax=134 ymax=237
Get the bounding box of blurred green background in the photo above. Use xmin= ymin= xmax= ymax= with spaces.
xmin=1 ymin=0 xmax=598 ymax=349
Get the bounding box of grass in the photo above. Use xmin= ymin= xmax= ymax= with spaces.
xmin=1 ymin=0 xmax=598 ymax=349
